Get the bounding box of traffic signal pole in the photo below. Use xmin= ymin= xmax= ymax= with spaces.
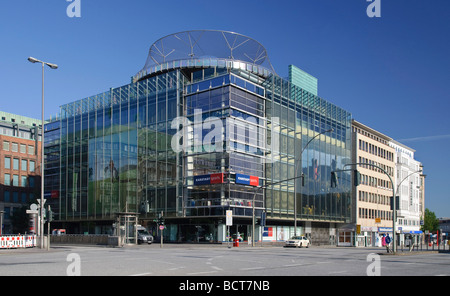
xmin=47 ymin=205 xmax=50 ymax=251
xmin=332 ymin=162 xmax=397 ymax=254
xmin=159 ymin=211 xmax=164 ymax=248
xmin=251 ymin=174 xmax=305 ymax=247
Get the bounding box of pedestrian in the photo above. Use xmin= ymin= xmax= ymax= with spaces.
xmin=385 ymin=234 xmax=391 ymax=253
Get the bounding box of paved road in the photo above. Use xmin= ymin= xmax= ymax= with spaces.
xmin=0 ymin=243 xmax=449 ymax=277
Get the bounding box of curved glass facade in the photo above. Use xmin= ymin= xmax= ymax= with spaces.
xmin=46 ymin=31 xmax=352 ymax=242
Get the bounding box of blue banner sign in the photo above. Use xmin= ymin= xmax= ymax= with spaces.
xmin=194 ymin=175 xmax=211 ymax=185
xmin=235 ymin=173 xmax=259 ymax=186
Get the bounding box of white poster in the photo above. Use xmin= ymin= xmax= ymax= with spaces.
xmin=226 ymin=210 xmax=232 ymax=226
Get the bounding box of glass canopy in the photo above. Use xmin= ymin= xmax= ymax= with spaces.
xmin=134 ymin=30 xmax=276 ymax=82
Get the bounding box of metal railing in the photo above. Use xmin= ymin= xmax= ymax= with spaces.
xmin=398 ymin=239 xmax=449 ymax=253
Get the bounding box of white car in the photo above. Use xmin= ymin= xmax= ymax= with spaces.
xmin=285 ymin=236 xmax=310 ymax=248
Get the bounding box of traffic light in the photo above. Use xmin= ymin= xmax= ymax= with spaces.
xmin=390 ymin=196 xmax=399 ymax=211
xmin=354 ymin=170 xmax=361 ymax=187
xmin=156 ymin=213 xmax=165 ymax=226
xmin=331 ymin=172 xmax=338 ymax=188
xmin=47 ymin=208 xmax=54 ymax=222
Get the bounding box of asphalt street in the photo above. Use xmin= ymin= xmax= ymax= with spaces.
xmin=0 ymin=243 xmax=449 ymax=277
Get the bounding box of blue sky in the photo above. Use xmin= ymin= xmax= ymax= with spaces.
xmin=1 ymin=0 xmax=449 ymax=217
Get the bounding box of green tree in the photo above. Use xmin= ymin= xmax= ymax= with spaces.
xmin=421 ymin=208 xmax=439 ymax=233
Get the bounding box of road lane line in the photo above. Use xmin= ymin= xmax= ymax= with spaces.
xmin=129 ymin=272 xmax=152 ymax=276
xmin=240 ymin=266 xmax=265 ymax=271
xmin=187 ymin=270 xmax=218 ymax=275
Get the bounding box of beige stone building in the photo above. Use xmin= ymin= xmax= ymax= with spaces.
xmin=351 ymin=120 xmax=395 ymax=247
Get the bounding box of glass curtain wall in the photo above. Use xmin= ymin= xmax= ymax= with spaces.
xmin=58 ymin=71 xmax=182 ymax=222
xmin=53 ymin=65 xmax=352 ymax=231
xmin=183 ymin=70 xmax=266 ymax=218
xmin=264 ymin=75 xmax=352 ymax=223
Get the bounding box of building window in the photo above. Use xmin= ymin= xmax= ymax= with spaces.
xmin=28 ymin=145 xmax=34 ymax=155
xmin=4 ymin=191 xmax=10 ymax=202
xmin=29 ymin=176 xmax=35 ymax=188
xmin=4 ymin=157 xmax=11 ymax=169
xmin=12 ymin=142 xmax=18 ymax=152
xmin=29 ymin=160 xmax=35 ymax=172
xmin=13 ymin=192 xmax=18 ymax=202
xmin=4 ymin=173 xmax=10 ymax=186
xmin=12 ymin=175 xmax=19 ymax=186
xmin=4 ymin=207 xmax=10 ymax=219
xmin=21 ymin=159 xmax=27 ymax=171
xmin=21 ymin=176 xmax=27 ymax=187
xmin=3 ymin=141 xmax=9 ymax=151
xmin=20 ymin=144 xmax=26 ymax=154
xmin=13 ymin=158 xmax=19 ymax=170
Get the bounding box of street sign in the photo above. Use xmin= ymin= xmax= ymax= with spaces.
xmin=226 ymin=210 xmax=232 ymax=226
xmin=375 ymin=218 xmax=381 ymax=223
xmin=159 ymin=225 xmax=165 ymax=230
xmin=26 ymin=210 xmax=39 ymax=214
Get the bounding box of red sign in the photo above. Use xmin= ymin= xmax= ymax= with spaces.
xmin=250 ymin=176 xmax=259 ymax=186
xmin=210 ymin=173 xmax=224 ymax=184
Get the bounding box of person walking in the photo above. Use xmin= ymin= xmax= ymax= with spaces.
xmin=385 ymin=234 xmax=391 ymax=253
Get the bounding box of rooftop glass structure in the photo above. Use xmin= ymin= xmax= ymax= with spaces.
xmin=133 ymin=30 xmax=276 ymax=82
xmin=46 ymin=30 xmax=352 ymax=243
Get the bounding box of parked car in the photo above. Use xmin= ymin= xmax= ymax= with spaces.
xmin=285 ymin=236 xmax=310 ymax=248
xmin=136 ymin=226 xmax=153 ymax=244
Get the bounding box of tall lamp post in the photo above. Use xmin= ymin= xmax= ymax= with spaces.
xmin=394 ymin=169 xmax=422 ymax=248
xmin=27 ymin=57 xmax=58 ymax=248
xmin=293 ymin=128 xmax=333 ymax=236
xmin=251 ymin=128 xmax=333 ymax=247
xmin=334 ymin=162 xmax=409 ymax=254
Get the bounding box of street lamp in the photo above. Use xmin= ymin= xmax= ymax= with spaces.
xmin=394 ymin=169 xmax=422 ymax=249
xmin=335 ymin=162 xmax=405 ymax=254
xmin=27 ymin=57 xmax=58 ymax=249
xmin=251 ymin=128 xmax=333 ymax=247
xmin=293 ymin=128 xmax=333 ymax=236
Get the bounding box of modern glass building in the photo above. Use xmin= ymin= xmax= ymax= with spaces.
xmin=45 ymin=30 xmax=352 ymax=244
